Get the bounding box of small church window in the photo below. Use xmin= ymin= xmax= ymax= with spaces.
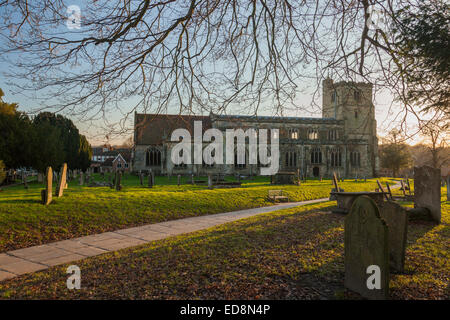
xmin=331 ymin=90 xmax=337 ymax=103
xmin=146 ymin=148 xmax=162 ymax=166
xmin=311 ymin=147 xmax=322 ymax=164
xmin=350 ymin=151 xmax=361 ymax=167
xmin=308 ymin=129 xmax=319 ymax=140
xmin=328 ymin=129 xmax=338 ymax=141
xmin=330 ymin=148 xmax=342 ymax=167
xmin=285 ymin=151 xmax=297 ymax=167
xmin=289 ymin=129 xmax=299 ymax=140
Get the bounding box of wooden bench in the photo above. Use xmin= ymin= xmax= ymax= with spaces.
xmin=268 ymin=190 xmax=289 ymax=202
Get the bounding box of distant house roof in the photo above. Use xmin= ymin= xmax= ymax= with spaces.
xmin=135 ymin=114 xmax=211 ymax=145
xmin=113 ymin=152 xmax=131 ymax=164
xmin=92 ymin=147 xmax=103 ymax=156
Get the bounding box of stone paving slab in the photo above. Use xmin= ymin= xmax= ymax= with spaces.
xmin=0 ymin=197 xmax=330 ymax=282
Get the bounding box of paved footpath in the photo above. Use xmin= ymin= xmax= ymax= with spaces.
xmin=0 ymin=198 xmax=329 ymax=282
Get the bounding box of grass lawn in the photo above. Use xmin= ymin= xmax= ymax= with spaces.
xmin=0 ymin=189 xmax=447 ymax=300
xmin=0 ymin=174 xmax=397 ymax=252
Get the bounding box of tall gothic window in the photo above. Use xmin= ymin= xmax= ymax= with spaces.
xmin=311 ymin=147 xmax=322 ymax=164
xmin=330 ymin=148 xmax=342 ymax=167
xmin=350 ymin=151 xmax=361 ymax=167
xmin=308 ymin=129 xmax=319 ymax=140
xmin=285 ymin=151 xmax=297 ymax=167
xmin=146 ymin=148 xmax=161 ymax=166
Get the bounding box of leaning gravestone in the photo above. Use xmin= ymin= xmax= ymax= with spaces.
xmin=55 ymin=163 xmax=67 ymax=197
xmin=379 ymin=201 xmax=408 ymax=273
xmin=345 ymin=196 xmax=389 ymax=300
xmin=41 ymin=167 xmax=53 ymax=205
xmin=414 ymin=166 xmax=441 ymax=224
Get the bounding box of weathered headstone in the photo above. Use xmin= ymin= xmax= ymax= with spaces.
xmin=37 ymin=173 xmax=44 ymax=183
xmin=414 ymin=166 xmax=441 ymax=224
xmin=55 ymin=163 xmax=67 ymax=197
xmin=191 ymin=174 xmax=194 ymax=185
xmin=208 ymin=174 xmax=213 ymax=189
xmin=148 ymin=172 xmax=153 ymax=188
xmin=79 ymin=172 xmax=84 ymax=186
xmin=115 ymin=171 xmax=122 ymax=191
xmin=344 ymin=196 xmax=389 ymax=300
xmin=379 ymin=201 xmax=408 ymax=273
xmin=22 ymin=172 xmax=28 ymax=189
xmin=177 ymin=174 xmax=181 ymax=186
xmin=41 ymin=167 xmax=53 ymax=205
xmin=139 ymin=171 xmax=143 ymax=185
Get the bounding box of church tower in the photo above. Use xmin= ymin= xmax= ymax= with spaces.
xmin=322 ymin=78 xmax=379 ymax=176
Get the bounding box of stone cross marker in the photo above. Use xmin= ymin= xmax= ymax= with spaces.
xmin=414 ymin=166 xmax=441 ymax=224
xmin=55 ymin=163 xmax=67 ymax=197
xmin=41 ymin=166 xmax=53 ymax=205
xmin=344 ymin=196 xmax=389 ymax=300
xmin=379 ymin=201 xmax=408 ymax=273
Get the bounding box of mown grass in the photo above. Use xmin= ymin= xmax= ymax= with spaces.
xmin=0 ymin=174 xmax=396 ymax=252
xmin=0 ymin=188 xmax=447 ymax=300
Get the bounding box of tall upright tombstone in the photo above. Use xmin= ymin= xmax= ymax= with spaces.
xmin=148 ymin=172 xmax=153 ymax=188
xmin=56 ymin=163 xmax=67 ymax=197
xmin=379 ymin=201 xmax=408 ymax=273
xmin=414 ymin=166 xmax=441 ymax=224
xmin=115 ymin=171 xmax=122 ymax=191
xmin=139 ymin=171 xmax=143 ymax=186
xmin=208 ymin=174 xmax=213 ymax=189
xmin=79 ymin=172 xmax=84 ymax=186
xmin=344 ymin=196 xmax=389 ymax=300
xmin=41 ymin=167 xmax=53 ymax=205
xmin=177 ymin=174 xmax=181 ymax=186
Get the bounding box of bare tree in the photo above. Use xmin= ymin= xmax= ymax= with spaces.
xmin=0 ymin=0 xmax=447 ymax=139
xmin=419 ymin=116 xmax=450 ymax=168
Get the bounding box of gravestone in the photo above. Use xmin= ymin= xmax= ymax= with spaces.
xmin=22 ymin=172 xmax=28 ymax=189
xmin=55 ymin=163 xmax=67 ymax=197
xmin=414 ymin=166 xmax=441 ymax=223
xmin=208 ymin=174 xmax=213 ymax=189
xmin=344 ymin=196 xmax=389 ymax=300
xmin=379 ymin=201 xmax=408 ymax=273
xmin=41 ymin=167 xmax=53 ymax=205
xmin=148 ymin=172 xmax=153 ymax=188
xmin=139 ymin=171 xmax=143 ymax=185
xmin=115 ymin=171 xmax=122 ymax=191
xmin=177 ymin=174 xmax=181 ymax=186
xmin=79 ymin=172 xmax=84 ymax=186
xmin=191 ymin=174 xmax=194 ymax=185
xmin=37 ymin=173 xmax=44 ymax=183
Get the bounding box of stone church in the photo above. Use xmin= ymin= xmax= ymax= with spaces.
xmin=132 ymin=79 xmax=379 ymax=178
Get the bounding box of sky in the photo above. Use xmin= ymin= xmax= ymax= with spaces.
xmin=0 ymin=0 xmax=428 ymax=147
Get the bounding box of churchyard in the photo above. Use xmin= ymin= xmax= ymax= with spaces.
xmin=0 ymin=173 xmax=395 ymax=252
xmin=0 ymin=169 xmax=448 ymax=300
